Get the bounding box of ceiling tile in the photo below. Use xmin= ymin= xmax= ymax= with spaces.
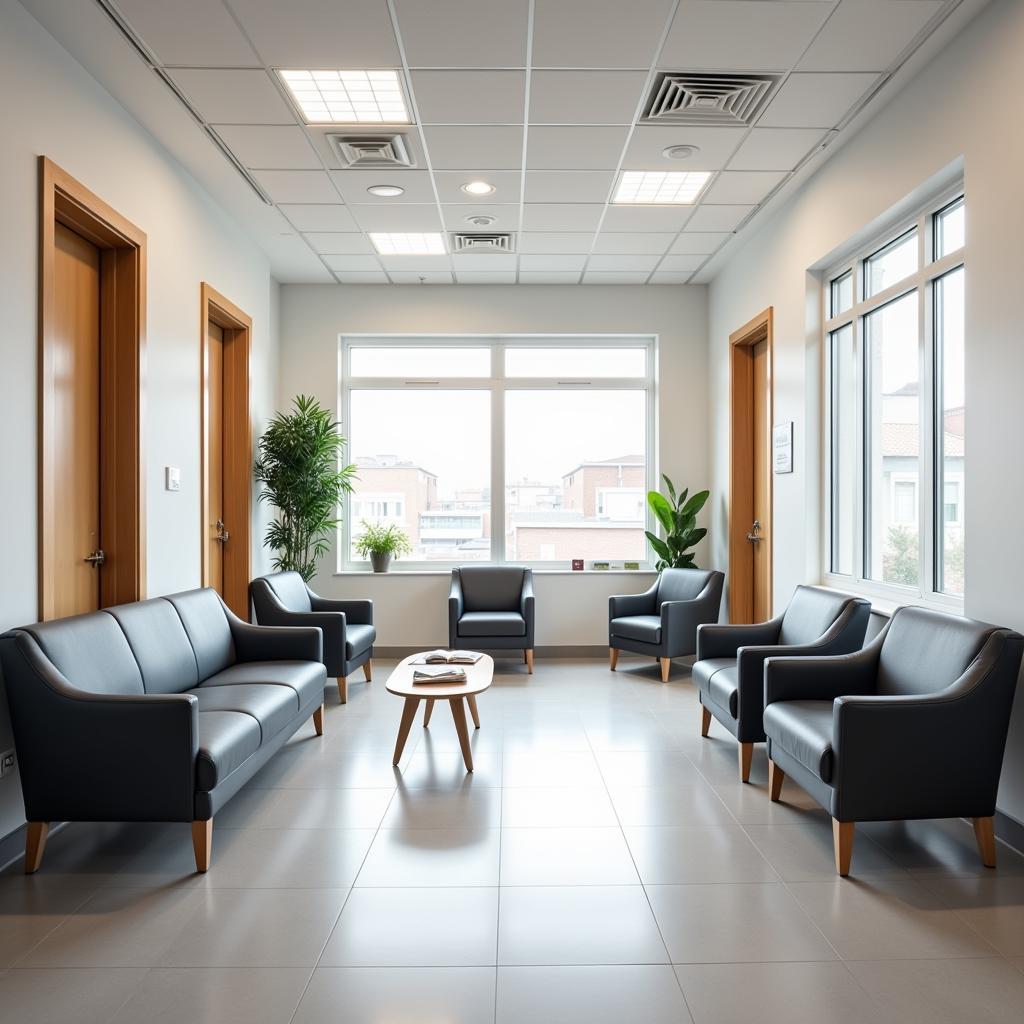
xmin=442 ymin=205 xmax=521 ymax=230
xmin=336 ymin=272 xmax=391 ymax=284
xmin=113 ymin=0 xmax=259 ymax=66
xmin=588 ymin=254 xmax=661 ymax=272
xmin=670 ymin=231 xmax=729 ymax=255
xmin=622 ymin=126 xmax=746 ymax=171
xmin=228 ymin=0 xmax=401 ymax=67
xmin=423 ymin=126 xmax=524 ymax=169
xmin=583 ymin=272 xmax=651 ymax=284
xmin=266 ymin=234 xmax=336 ymax=283
xmin=532 ymin=0 xmax=675 ymax=68
xmin=329 ymin=169 xmax=436 ymax=204
xmin=658 ymin=254 xmax=705 ymax=273
xmin=649 ymin=273 xmax=691 ymax=284
xmin=215 ymin=125 xmax=320 ymax=169
xmin=310 ymin=127 xmax=426 ymax=171
xmin=254 ymin=170 xmax=341 ymax=204
xmin=168 ymin=69 xmax=293 ymax=124
xmin=388 ymin=272 xmax=454 ymax=284
xmin=518 ymin=232 xmax=596 ymax=254
xmin=727 ymin=128 xmax=828 ymax=171
xmin=685 ymin=205 xmax=752 ymax=232
xmin=379 ymin=255 xmax=452 ymax=271
xmin=519 ymin=273 xmax=582 ymax=284
xmin=411 ymin=71 xmax=525 ymax=124
xmin=322 ymin=255 xmax=385 ymax=272
xmin=521 ymin=204 xmax=605 ymax=231
xmin=433 ymin=171 xmax=523 ymax=204
xmin=703 ymin=171 xmax=787 ymax=205
xmin=306 ymin=232 xmax=374 ymax=254
xmin=798 ymin=1 xmax=944 ymax=73
xmin=456 ymin=272 xmax=518 ymax=283
xmin=394 ymin=0 xmax=529 ymax=67
xmin=524 ymin=171 xmax=614 ymax=204
xmin=758 ymin=73 xmax=879 ymax=129
xmin=349 ymin=204 xmax=443 ymax=231
xmin=526 ymin=126 xmax=629 ymax=170
xmin=592 ymin=233 xmax=675 ymax=254
xmin=519 ymin=255 xmax=587 ymax=272
xmin=661 ymin=1 xmax=832 ymax=69
xmin=529 ymin=71 xmax=648 ymax=125
xmin=279 ymin=205 xmax=359 ymax=232
xmin=601 ymin=205 xmax=693 ymax=232
xmin=452 ymin=254 xmax=518 ymax=272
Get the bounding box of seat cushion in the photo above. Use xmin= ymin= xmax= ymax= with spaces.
xmin=196 ymin=711 xmax=261 ymax=790
xmin=345 ymin=623 xmax=376 ymax=659
xmin=763 ymin=700 xmax=835 ymax=783
xmin=708 ymin=665 xmax=739 ymax=718
xmin=189 ymin=683 xmax=298 ymax=744
xmin=201 ymin=661 xmax=326 ymax=708
xmin=610 ymin=615 xmax=662 ymax=645
xmin=693 ymin=657 xmax=735 ymax=695
xmin=458 ymin=611 xmax=526 ymax=637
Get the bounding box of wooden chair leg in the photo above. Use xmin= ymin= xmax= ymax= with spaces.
xmin=609 ymin=647 xmax=619 ymax=671
xmin=973 ymin=816 xmax=997 ymax=868
xmin=768 ymin=759 xmax=784 ymax=801
xmin=467 ymin=693 xmax=481 ymax=729
xmin=337 ymin=675 xmax=348 ymax=704
xmin=700 ymin=705 xmax=712 ymax=738
xmin=833 ymin=819 xmax=855 ymax=876
xmin=659 ymin=657 xmax=671 ymax=683
xmin=192 ymin=819 xmax=212 ymax=873
xmin=312 ymin=704 xmax=324 ymax=736
xmin=24 ymin=822 xmax=49 ymax=874
xmin=423 ymin=698 xmax=435 ymax=727
xmin=738 ymin=742 xmax=753 ymax=783
xmin=525 ymin=649 xmax=534 ymax=674
xmin=362 ymin=659 xmax=372 ymax=683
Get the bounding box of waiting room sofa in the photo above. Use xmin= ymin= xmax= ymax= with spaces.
xmin=449 ymin=566 xmax=535 ymax=671
xmin=251 ymin=570 xmax=375 ymax=704
xmin=763 ymin=605 xmax=1024 ymax=876
xmin=0 ymin=588 xmax=327 ymax=874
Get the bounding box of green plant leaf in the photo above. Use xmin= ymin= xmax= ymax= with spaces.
xmin=680 ymin=489 xmax=710 ymax=517
xmin=661 ymin=474 xmax=676 ymax=503
xmin=647 ymin=491 xmax=675 ymax=534
xmin=645 ymin=531 xmax=672 ymax=561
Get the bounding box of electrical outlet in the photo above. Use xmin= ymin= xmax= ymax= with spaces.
xmin=0 ymin=749 xmax=14 ymax=778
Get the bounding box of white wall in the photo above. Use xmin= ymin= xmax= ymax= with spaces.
xmin=278 ymin=283 xmax=709 ymax=647
xmin=706 ymin=0 xmax=1024 ymax=823
xmin=0 ymin=1 xmax=278 ymax=839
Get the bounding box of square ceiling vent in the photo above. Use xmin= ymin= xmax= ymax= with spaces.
xmin=450 ymin=232 xmax=516 ymax=253
xmin=327 ymin=133 xmax=414 ymax=168
xmin=642 ymin=72 xmax=782 ymax=126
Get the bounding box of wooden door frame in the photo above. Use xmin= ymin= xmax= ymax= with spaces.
xmin=39 ymin=157 xmax=147 ymax=620
xmin=200 ymin=283 xmax=252 ymax=618
xmin=728 ymin=307 xmax=774 ymax=623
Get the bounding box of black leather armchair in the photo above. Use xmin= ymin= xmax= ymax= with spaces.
xmin=762 ymin=606 xmax=1024 ymax=876
xmin=609 ymin=568 xmax=725 ymax=682
xmin=448 ymin=566 xmax=535 ymax=672
xmin=250 ymin=571 xmax=375 ymax=704
xmin=693 ymin=585 xmax=870 ymax=781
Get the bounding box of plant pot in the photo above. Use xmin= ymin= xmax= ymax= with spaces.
xmin=370 ymin=552 xmax=392 ymax=573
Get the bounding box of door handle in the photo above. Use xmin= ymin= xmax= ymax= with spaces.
xmin=745 ymin=520 xmax=762 ymax=544
xmin=84 ymin=549 xmax=106 ymax=567
xmin=215 ymin=519 xmax=230 ymax=544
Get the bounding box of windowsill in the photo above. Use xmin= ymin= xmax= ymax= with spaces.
xmin=817 ymin=581 xmax=964 ymax=618
xmin=335 ymin=568 xmax=659 ymax=577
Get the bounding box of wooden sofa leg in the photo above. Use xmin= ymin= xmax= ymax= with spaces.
xmin=833 ymin=819 xmax=855 ymax=876
xmin=973 ymin=816 xmax=997 ymax=868
xmin=192 ymin=819 xmax=212 ymax=873
xmin=768 ymin=760 xmax=785 ymax=801
xmin=423 ymin=698 xmax=435 ymax=726
xmin=700 ymin=705 xmax=711 ymax=738
xmin=24 ymin=822 xmax=49 ymax=874
xmin=660 ymin=657 xmax=671 ymax=683
xmin=525 ymin=649 xmax=534 ymax=674
xmin=609 ymin=647 xmax=619 ymax=671
xmin=362 ymin=659 xmax=373 ymax=683
xmin=738 ymin=742 xmax=753 ymax=783
xmin=313 ymin=704 xmax=325 ymax=736
xmin=337 ymin=676 xmax=348 ymax=704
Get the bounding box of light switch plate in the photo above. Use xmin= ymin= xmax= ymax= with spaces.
xmin=165 ymin=466 xmax=181 ymax=492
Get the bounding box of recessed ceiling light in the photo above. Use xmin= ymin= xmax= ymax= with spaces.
xmin=366 ymin=184 xmax=405 ymax=198
xmin=612 ymin=170 xmax=712 ymax=205
xmin=663 ymin=144 xmax=701 ymax=160
xmin=369 ymin=232 xmax=447 ymax=256
xmin=461 ymin=180 xmax=496 ymax=196
xmin=464 ymin=214 xmax=496 ymax=226
xmin=278 ymin=69 xmax=410 ymax=124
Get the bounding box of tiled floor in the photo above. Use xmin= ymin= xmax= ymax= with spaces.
xmin=2 ymin=656 xmax=1024 ymax=1023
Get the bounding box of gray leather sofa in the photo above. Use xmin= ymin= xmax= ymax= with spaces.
xmin=609 ymin=568 xmax=725 ymax=682
xmin=763 ymin=606 xmax=1024 ymax=876
xmin=250 ymin=571 xmax=375 ymax=704
xmin=448 ymin=566 xmax=535 ymax=672
xmin=0 ymin=588 xmax=327 ymax=874
xmin=693 ymin=586 xmax=870 ymax=782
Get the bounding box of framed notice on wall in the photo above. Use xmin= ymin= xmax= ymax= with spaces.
xmin=773 ymin=422 xmax=793 ymax=474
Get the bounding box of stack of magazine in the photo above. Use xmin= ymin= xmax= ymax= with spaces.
xmin=410 ymin=650 xmax=482 ymax=685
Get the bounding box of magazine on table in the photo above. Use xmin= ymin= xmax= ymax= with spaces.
xmin=411 ymin=649 xmax=483 ymax=665
xmin=411 ymin=665 xmax=468 ymax=685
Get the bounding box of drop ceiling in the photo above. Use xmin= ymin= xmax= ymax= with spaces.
xmin=23 ymin=0 xmax=980 ymax=284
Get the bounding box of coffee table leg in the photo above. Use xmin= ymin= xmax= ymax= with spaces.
xmin=392 ymin=697 xmax=419 ymax=766
xmin=449 ymin=697 xmax=474 ymax=773
xmin=467 ymin=693 xmax=480 ymax=729
xmin=423 ymin=698 xmax=435 ymax=727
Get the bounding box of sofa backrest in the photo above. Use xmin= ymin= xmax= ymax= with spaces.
xmin=656 ymin=568 xmax=714 ymax=604
xmin=107 ymin=598 xmax=200 ymax=694
xmin=164 ymin=589 xmax=236 ymax=680
xmin=778 ymin=585 xmax=857 ymax=646
xmin=877 ymin=606 xmax=996 ymax=696
xmin=457 ymin=566 xmax=526 ymax=612
xmin=264 ymin=571 xmax=312 ymax=613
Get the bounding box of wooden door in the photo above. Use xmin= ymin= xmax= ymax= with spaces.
xmin=205 ymin=319 xmax=226 ymax=596
xmin=750 ymin=339 xmax=771 ymax=621
xmin=52 ymin=222 xmax=102 ymax=617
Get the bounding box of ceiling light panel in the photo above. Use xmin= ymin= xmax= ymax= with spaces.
xmin=613 ymin=171 xmax=712 ymax=205
xmin=279 ymin=70 xmax=410 ymax=123
xmin=369 ymin=232 xmax=447 ymax=256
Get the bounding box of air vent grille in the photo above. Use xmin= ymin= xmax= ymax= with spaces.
xmin=450 ymin=233 xmax=516 ymax=253
xmin=643 ymin=72 xmax=782 ymax=126
xmin=328 ymin=133 xmax=414 ymax=168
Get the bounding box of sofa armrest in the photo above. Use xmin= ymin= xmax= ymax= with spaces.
xmin=696 ymin=616 xmax=783 ymax=661
xmin=309 ymin=593 xmax=373 ymax=624
xmin=228 ymin=616 xmax=324 ymax=664
xmin=609 ymin=581 xmax=657 ymax=620
xmin=764 ymin=645 xmax=880 ymax=707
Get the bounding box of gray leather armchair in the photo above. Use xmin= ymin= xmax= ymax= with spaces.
xmin=250 ymin=571 xmax=375 ymax=704
xmin=693 ymin=586 xmax=870 ymax=782
xmin=448 ymin=566 xmax=535 ymax=672
xmin=609 ymin=568 xmax=724 ymax=682
xmin=762 ymin=606 xmax=1024 ymax=876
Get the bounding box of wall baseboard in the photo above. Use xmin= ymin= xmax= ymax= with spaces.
xmin=995 ymin=810 xmax=1024 ymax=857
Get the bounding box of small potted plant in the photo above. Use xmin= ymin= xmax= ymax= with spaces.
xmin=354 ymin=520 xmax=412 ymax=573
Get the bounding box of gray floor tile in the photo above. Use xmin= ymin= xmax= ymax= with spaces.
xmin=500 ymin=787 xmax=618 ymax=827
xmin=711 ymin=780 xmax=828 ymax=825
xmin=595 ymin=751 xmax=694 ymax=788
xmin=860 ymin=819 xmax=1024 ymax=877
xmin=744 ymin=822 xmax=904 ymax=881
xmin=0 ymin=967 xmax=147 ymax=1023
xmin=624 ymin=826 xmax=779 ymax=884
xmin=214 ymin=786 xmax=394 ymax=829
xmin=382 ymin=787 xmax=501 ymax=829
xmin=356 ymin=828 xmax=500 ymax=886
xmin=917 ymin=874 xmax=1024 ymax=955
xmin=608 ymin=784 xmax=736 ymax=827
xmin=0 ymin=885 xmax=97 ymax=967
xmin=502 ymin=750 xmax=603 ymax=788
xmin=500 ymin=827 xmax=639 ymax=885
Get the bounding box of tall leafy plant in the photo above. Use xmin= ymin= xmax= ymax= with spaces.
xmin=254 ymin=395 xmax=357 ymax=582
xmin=646 ymin=475 xmax=710 ymax=570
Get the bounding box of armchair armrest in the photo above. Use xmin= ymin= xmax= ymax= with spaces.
xmin=609 ymin=581 xmax=657 ymax=619
xmin=764 ymin=644 xmax=880 ymax=707
xmin=696 ymin=615 xmax=783 ymax=661
xmin=228 ymin=615 xmax=324 ymax=664
xmin=448 ymin=573 xmax=464 ymax=647
xmin=520 ymin=571 xmax=535 ymax=628
xmin=660 ymin=573 xmax=725 ymax=657
xmin=309 ymin=593 xmax=373 ymax=624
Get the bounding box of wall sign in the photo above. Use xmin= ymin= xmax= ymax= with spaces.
xmin=773 ymin=421 xmax=793 ymax=474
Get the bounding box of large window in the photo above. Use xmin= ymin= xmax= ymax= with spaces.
xmin=340 ymin=337 xmax=654 ymax=569
xmin=825 ymin=192 xmax=965 ymax=603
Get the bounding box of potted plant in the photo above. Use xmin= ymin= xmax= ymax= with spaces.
xmin=645 ymin=474 xmax=710 ymax=570
xmin=253 ymin=395 xmax=357 ymax=581
xmin=354 ymin=521 xmax=412 ymax=573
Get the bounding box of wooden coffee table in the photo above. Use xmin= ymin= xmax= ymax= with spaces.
xmin=386 ymin=653 xmax=494 ymax=772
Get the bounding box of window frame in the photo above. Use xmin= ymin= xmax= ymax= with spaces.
xmin=338 ymin=334 xmax=658 ymax=572
xmin=822 ymin=186 xmax=965 ymax=610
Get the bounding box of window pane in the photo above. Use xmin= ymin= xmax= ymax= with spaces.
xmin=348 ymin=389 xmax=490 ymax=561
xmin=934 ymin=197 xmax=965 ymax=259
xmin=865 ymin=292 xmax=920 ymax=587
xmin=936 ymin=266 xmax=965 ymax=595
xmin=349 ymin=347 xmax=490 ymax=376
xmin=505 ymin=348 xmax=646 ymax=377
xmin=830 ymin=271 xmax=853 ymax=317
xmin=864 ymin=228 xmax=917 ymax=298
xmin=829 ymin=323 xmax=856 ymax=575
xmin=505 ymin=390 xmax=646 ymax=562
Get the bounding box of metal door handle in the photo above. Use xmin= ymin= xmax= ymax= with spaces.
xmin=84 ymin=549 xmax=106 ymax=567
xmin=745 ymin=520 xmax=762 ymax=544
xmin=215 ymin=520 xmax=230 ymax=543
